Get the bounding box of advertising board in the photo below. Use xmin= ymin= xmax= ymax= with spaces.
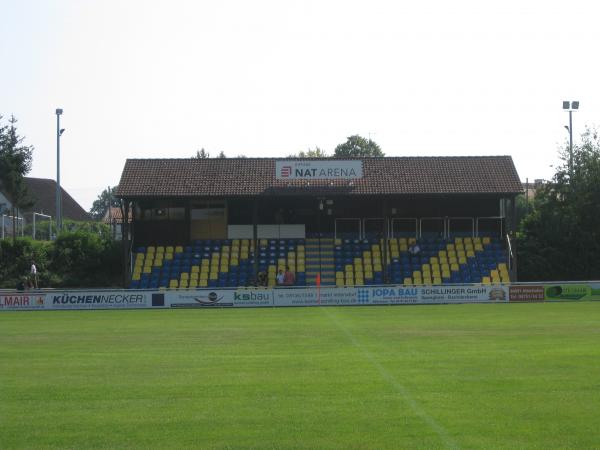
xmin=543 ymin=283 xmax=600 ymax=301
xmin=0 ymin=293 xmax=46 ymax=310
xmin=46 ymin=291 xmax=151 ymax=309
xmin=2 ymin=282 xmax=600 ymax=311
xmin=165 ymin=289 xmax=273 ymax=308
xmin=509 ymin=285 xmax=545 ymax=302
xmin=356 ymin=285 xmax=508 ymax=305
xmin=274 ymin=287 xmax=358 ymax=306
xmin=275 ymin=160 xmax=363 ymax=180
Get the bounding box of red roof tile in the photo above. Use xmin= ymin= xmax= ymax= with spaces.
xmin=116 ymin=157 xmax=523 ymax=198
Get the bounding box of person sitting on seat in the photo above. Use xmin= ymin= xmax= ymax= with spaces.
xmin=257 ymin=271 xmax=268 ymax=287
xmin=408 ymin=242 xmax=421 ymax=260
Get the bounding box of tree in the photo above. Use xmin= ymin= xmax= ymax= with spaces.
xmin=89 ymin=186 xmax=120 ymax=220
xmin=193 ymin=148 xmax=226 ymax=158
xmin=288 ymin=147 xmax=328 ymax=158
xmin=0 ymin=115 xmax=34 ymax=241
xmin=334 ymin=135 xmax=384 ymax=157
xmin=193 ymin=148 xmax=210 ymax=159
xmin=517 ymin=126 xmax=600 ymax=281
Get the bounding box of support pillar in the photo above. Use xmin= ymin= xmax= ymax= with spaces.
xmin=253 ymin=198 xmax=259 ymax=282
xmin=382 ymin=198 xmax=389 ymax=284
xmin=510 ymin=196 xmax=518 ymax=281
xmin=122 ymin=200 xmax=131 ymax=288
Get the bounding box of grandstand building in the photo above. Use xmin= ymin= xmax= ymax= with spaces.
xmin=116 ymin=157 xmax=523 ymax=289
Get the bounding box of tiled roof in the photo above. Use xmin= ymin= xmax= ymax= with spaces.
xmin=22 ymin=177 xmax=91 ymax=221
xmin=102 ymin=207 xmax=131 ymax=224
xmin=116 ymin=157 xmax=523 ymax=198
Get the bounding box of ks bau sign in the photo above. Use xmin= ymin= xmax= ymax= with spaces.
xmin=276 ymin=160 xmax=363 ymax=180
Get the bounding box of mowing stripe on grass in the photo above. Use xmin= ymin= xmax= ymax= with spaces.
xmin=322 ymin=306 xmax=460 ymax=450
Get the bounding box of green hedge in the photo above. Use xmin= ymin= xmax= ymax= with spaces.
xmin=0 ymin=231 xmax=123 ymax=289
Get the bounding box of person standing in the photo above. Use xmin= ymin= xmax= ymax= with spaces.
xmin=30 ymin=260 xmax=38 ymax=289
xmin=276 ymin=269 xmax=285 ymax=286
xmin=283 ymin=266 xmax=295 ymax=286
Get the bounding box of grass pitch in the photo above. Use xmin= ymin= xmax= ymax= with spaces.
xmin=1 ymin=302 xmax=600 ymax=449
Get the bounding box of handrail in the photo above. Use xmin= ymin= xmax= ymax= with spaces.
xmin=505 ymin=233 xmax=513 ymax=271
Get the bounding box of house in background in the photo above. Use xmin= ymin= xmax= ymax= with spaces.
xmin=0 ymin=177 xmax=90 ymax=238
xmin=102 ymin=206 xmax=130 ymax=240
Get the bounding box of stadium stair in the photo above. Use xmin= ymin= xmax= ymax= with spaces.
xmin=318 ymin=238 xmax=336 ymax=286
xmin=304 ymin=238 xmax=321 ymax=286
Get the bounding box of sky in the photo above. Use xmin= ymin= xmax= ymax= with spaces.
xmin=1 ymin=0 xmax=599 ymax=211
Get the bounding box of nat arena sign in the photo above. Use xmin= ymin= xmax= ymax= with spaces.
xmin=276 ymin=160 xmax=363 ymax=180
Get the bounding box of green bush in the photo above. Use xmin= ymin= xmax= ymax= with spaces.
xmin=0 ymin=230 xmax=122 ymax=289
xmin=0 ymin=237 xmax=51 ymax=288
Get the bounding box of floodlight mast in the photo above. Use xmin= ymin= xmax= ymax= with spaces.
xmin=562 ymin=101 xmax=579 ymax=177
xmin=55 ymin=108 xmax=63 ymax=234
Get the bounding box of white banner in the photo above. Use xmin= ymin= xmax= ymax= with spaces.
xmin=274 ymin=287 xmax=359 ymax=306
xmin=357 ymin=285 xmax=508 ymax=305
xmin=275 ymin=160 xmax=363 ymax=180
xmin=46 ymin=291 xmax=151 ymax=309
xmin=0 ymin=293 xmax=46 ymax=310
xmin=0 ymin=283 xmax=515 ymax=311
xmin=165 ymin=289 xmax=273 ymax=308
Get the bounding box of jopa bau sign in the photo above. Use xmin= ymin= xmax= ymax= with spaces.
xmin=275 ymin=160 xmax=363 ymax=180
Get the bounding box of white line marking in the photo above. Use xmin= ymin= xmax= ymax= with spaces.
xmin=323 ymin=307 xmax=460 ymax=450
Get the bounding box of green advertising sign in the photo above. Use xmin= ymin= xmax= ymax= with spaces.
xmin=544 ymin=284 xmax=600 ymax=301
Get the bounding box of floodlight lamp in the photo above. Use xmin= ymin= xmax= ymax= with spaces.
xmin=59 ymin=128 xmax=65 ymax=136
xmin=572 ymin=101 xmax=579 ymax=110
xmin=56 ymin=108 xmax=63 ymax=115
xmin=562 ymin=101 xmax=570 ymax=110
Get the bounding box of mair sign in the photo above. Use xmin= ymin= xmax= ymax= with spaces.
xmin=276 ymin=160 xmax=363 ymax=180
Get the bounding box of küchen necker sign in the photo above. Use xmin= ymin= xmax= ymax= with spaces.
xmin=275 ymin=160 xmax=363 ymax=180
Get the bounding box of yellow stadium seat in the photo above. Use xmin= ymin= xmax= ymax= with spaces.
xmin=433 ymin=277 xmax=442 ymax=285
xmin=199 ymin=279 xmax=208 ymax=287
xmin=403 ymin=277 xmax=412 ymax=285
xmin=169 ymin=280 xmax=178 ymax=289
xmin=336 ymin=279 xmax=344 ymax=287
xmin=482 ymin=276 xmax=491 ymax=285
xmin=450 ymin=263 xmax=459 ymax=272
xmin=482 ymin=236 xmax=491 ymax=245
xmin=132 ymin=272 xmax=141 ymax=281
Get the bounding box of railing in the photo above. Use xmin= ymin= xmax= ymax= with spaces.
xmin=505 ymin=233 xmax=514 ymax=271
